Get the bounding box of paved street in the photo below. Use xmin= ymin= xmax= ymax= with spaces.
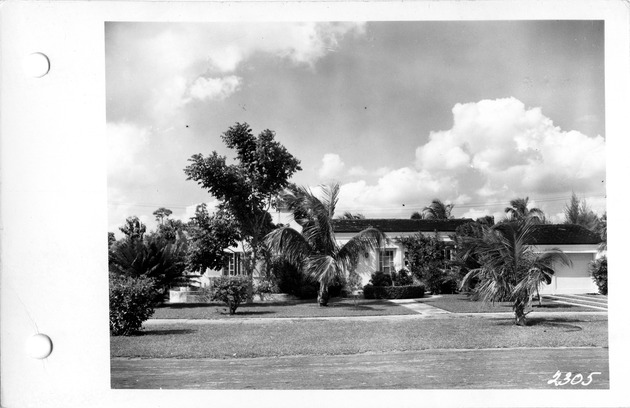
xmin=111 ymin=347 xmax=609 ymax=389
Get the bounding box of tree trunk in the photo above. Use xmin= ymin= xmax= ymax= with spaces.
xmin=513 ymin=301 xmax=528 ymax=326
xmin=318 ymin=284 xmax=329 ymax=307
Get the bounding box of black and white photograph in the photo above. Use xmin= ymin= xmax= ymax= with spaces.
xmin=106 ymin=20 xmax=609 ymax=389
xmin=1 ymin=1 xmax=629 ymax=407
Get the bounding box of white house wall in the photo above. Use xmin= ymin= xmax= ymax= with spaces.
xmin=534 ymin=244 xmax=599 ymax=295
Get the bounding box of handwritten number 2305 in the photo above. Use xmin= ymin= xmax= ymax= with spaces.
xmin=547 ymin=371 xmax=601 ymax=386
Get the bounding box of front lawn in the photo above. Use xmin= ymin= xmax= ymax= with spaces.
xmin=420 ymin=294 xmax=596 ymax=313
xmin=152 ymin=298 xmax=417 ymax=319
xmin=110 ymin=314 xmax=608 ymax=359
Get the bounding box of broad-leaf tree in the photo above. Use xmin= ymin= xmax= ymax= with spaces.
xmin=153 ymin=207 xmax=173 ymax=225
xmin=410 ymin=211 xmax=424 ymax=220
xmin=184 ymin=123 xmax=301 ymax=275
xmin=186 ymin=203 xmax=242 ymax=272
xmin=422 ymin=199 xmax=454 ymax=220
xmin=265 ymin=183 xmax=386 ymax=306
xmin=460 ymin=218 xmax=571 ymax=326
xmin=339 ymin=211 xmax=365 ymax=219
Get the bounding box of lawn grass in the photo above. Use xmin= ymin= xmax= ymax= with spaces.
xmin=420 ymin=294 xmax=596 ymax=313
xmin=110 ymin=314 xmax=608 ymax=359
xmin=152 ymin=298 xmax=418 ymax=319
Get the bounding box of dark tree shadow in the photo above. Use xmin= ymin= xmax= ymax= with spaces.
xmin=140 ymin=329 xmax=197 ymax=336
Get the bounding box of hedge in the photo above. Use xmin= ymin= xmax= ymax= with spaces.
xmin=363 ymin=284 xmax=425 ymax=299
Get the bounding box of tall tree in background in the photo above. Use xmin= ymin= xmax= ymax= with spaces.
xmin=266 ymin=184 xmax=386 ymax=306
xmin=153 ymin=207 xmax=173 ymax=225
xmin=422 ymin=199 xmax=454 ymax=220
xmin=184 ymin=123 xmax=302 ymax=275
xmin=563 ymin=192 xmax=599 ymax=232
xmin=410 ymin=211 xmax=424 ymax=220
xmin=504 ymin=197 xmax=545 ymax=223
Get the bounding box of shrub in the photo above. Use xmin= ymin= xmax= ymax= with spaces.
xmin=109 ymin=274 xmax=158 ymax=336
xmin=369 ymin=271 xmax=393 ymax=287
xmin=208 ymin=275 xmax=252 ymax=314
xmin=254 ymin=277 xmax=278 ymax=301
xmin=590 ymin=256 xmax=607 ymax=295
xmin=363 ymin=284 xmax=425 ymax=299
xmin=392 ymin=269 xmax=414 ymax=286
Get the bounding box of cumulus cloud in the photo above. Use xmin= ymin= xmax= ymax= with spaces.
xmin=414 ymin=97 xmax=605 ymax=199
xmin=318 ymin=153 xmax=346 ymax=180
xmin=332 ymin=98 xmax=605 ymax=218
xmin=107 ymin=22 xmax=365 ymax=124
xmin=188 ymin=75 xmax=242 ymax=101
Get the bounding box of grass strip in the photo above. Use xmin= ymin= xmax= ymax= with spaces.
xmin=111 ymin=314 xmax=608 ymax=359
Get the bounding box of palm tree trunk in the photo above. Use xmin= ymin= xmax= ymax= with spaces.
xmin=513 ymin=300 xmax=527 ymax=326
xmin=318 ymin=283 xmax=329 ymax=306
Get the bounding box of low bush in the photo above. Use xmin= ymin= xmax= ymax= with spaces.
xmin=392 ymin=269 xmax=414 ymax=286
xmin=369 ymin=271 xmax=393 ymax=287
xmin=207 ymin=275 xmax=252 ymax=314
xmin=363 ymin=284 xmax=425 ymax=299
xmin=109 ymin=274 xmax=158 ymax=336
xmin=254 ymin=277 xmax=278 ymax=301
xmin=590 ymin=256 xmax=607 ymax=295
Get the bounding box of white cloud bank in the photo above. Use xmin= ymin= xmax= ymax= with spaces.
xmin=108 ymin=22 xmax=366 ymax=125
xmin=334 ymin=98 xmax=605 ymax=218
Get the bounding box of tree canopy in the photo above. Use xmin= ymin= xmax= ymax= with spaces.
xmin=265 ymin=183 xmax=386 ymax=306
xmin=422 ymin=199 xmax=454 ymax=220
xmin=184 ymin=123 xmax=302 ymax=274
xmin=504 ymin=197 xmax=545 ymax=223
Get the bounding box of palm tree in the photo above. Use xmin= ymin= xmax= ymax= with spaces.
xmin=460 ymin=218 xmax=571 ymax=326
xmin=422 ymin=199 xmax=454 ymax=220
xmin=339 ymin=211 xmax=366 ymax=220
xmin=504 ymin=197 xmax=545 ymax=222
xmin=265 ymin=184 xmax=387 ymax=306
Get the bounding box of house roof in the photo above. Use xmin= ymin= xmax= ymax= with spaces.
xmin=331 ymin=218 xmax=474 ymax=233
xmin=527 ymin=224 xmax=602 ymax=245
xmin=332 ymin=219 xmax=602 ymax=245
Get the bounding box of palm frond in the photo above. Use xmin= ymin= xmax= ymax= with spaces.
xmin=337 ymin=227 xmax=388 ymax=274
xmin=264 ymin=227 xmax=313 ymax=267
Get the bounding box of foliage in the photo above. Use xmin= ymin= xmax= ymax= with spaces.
xmin=185 ymin=204 xmax=241 ymax=272
xmin=410 ymin=211 xmax=423 ymax=220
xmin=108 ymin=232 xmax=116 ymax=248
xmin=119 ymin=216 xmax=146 ymax=240
xmin=504 ymin=197 xmax=545 ymax=223
xmin=589 ymin=256 xmax=607 ymax=295
xmin=109 ymin=274 xmax=158 ymax=336
xmin=422 ymin=199 xmax=454 ymax=220
xmin=396 ymin=233 xmax=449 ymax=290
xmin=184 ymin=123 xmax=302 ymax=275
xmin=369 ymin=271 xmax=393 ymax=287
xmin=207 ymin=275 xmax=252 ymax=314
xmin=339 ymin=211 xmax=366 ymax=219
xmin=391 ymin=269 xmax=414 ymax=286
xmin=153 ymin=207 xmax=173 ymax=224
xmin=363 ymin=284 xmax=425 ymax=299
xmin=563 ymin=192 xmax=599 ymax=231
xmin=254 ymin=277 xmax=278 ymax=300
xmin=460 ymin=218 xmax=571 ymax=325
xmin=109 ymin=232 xmax=192 ymax=298
xmin=265 ymin=183 xmax=387 ymax=306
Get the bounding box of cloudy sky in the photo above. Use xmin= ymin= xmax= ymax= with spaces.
xmin=106 ymin=20 xmax=605 ymax=236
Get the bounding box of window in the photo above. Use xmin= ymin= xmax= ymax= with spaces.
xmin=223 ymin=252 xmax=243 ymax=276
xmin=379 ymin=250 xmax=395 ymax=273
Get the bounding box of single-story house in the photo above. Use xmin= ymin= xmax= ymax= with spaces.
xmin=332 ymin=218 xmax=473 ymax=286
xmin=183 ymin=218 xmax=602 ymax=299
xmin=332 ymin=218 xmax=602 ymax=295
